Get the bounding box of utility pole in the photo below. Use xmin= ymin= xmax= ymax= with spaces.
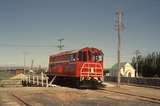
xmin=57 ymin=38 xmax=64 ymax=50
xmin=23 ymin=52 xmax=27 ymax=74
xmin=31 ymin=59 xmax=34 ymax=70
xmin=115 ymin=9 xmax=124 ymax=87
xmin=135 ymin=50 xmax=141 ymax=77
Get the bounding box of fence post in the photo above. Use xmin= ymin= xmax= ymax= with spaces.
xmin=41 ymin=72 xmax=43 ymax=87
xmin=46 ymin=77 xmax=48 ymax=87
xmin=127 ymin=77 xmax=130 ymax=85
xmin=37 ymin=76 xmax=39 ymax=86
xmin=33 ymin=75 xmax=35 ymax=85
xmin=29 ymin=75 xmax=30 ymax=83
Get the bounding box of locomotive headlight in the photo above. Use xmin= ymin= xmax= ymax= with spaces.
xmin=81 ymin=77 xmax=84 ymax=81
xmin=94 ymin=77 xmax=98 ymax=80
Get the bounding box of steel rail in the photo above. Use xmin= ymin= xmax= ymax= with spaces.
xmin=12 ymin=93 xmax=31 ymax=106
xmin=97 ymin=89 xmax=160 ymax=104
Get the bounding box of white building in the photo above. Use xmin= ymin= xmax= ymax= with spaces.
xmin=109 ymin=62 xmax=135 ymax=77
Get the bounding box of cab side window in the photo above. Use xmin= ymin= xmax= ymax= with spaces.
xmin=73 ymin=53 xmax=76 ymax=61
xmin=88 ymin=51 xmax=92 ymax=61
xmin=70 ymin=53 xmax=76 ymax=62
xmin=78 ymin=51 xmax=82 ymax=61
xmin=83 ymin=52 xmax=87 ymax=62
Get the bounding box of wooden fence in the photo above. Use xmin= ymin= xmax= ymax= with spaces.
xmin=22 ymin=72 xmax=50 ymax=87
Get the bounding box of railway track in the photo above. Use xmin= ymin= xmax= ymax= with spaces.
xmin=9 ymin=91 xmax=61 ymax=106
xmin=96 ymin=89 xmax=160 ymax=104
xmin=0 ymin=92 xmax=30 ymax=106
xmin=12 ymin=93 xmax=31 ymax=106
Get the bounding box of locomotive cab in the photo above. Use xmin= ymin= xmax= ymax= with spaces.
xmin=78 ymin=49 xmax=103 ymax=62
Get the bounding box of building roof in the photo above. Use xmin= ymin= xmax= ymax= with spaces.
xmin=111 ymin=62 xmax=128 ymax=70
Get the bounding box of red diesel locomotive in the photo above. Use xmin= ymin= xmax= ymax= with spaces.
xmin=47 ymin=47 xmax=104 ymax=88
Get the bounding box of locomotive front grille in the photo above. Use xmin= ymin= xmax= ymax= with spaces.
xmin=80 ymin=63 xmax=103 ymax=77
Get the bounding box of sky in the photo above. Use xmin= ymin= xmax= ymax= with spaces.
xmin=0 ymin=0 xmax=160 ymax=68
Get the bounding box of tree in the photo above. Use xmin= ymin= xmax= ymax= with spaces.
xmin=131 ymin=52 xmax=160 ymax=77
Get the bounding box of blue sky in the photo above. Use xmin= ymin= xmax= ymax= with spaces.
xmin=0 ymin=0 xmax=160 ymax=68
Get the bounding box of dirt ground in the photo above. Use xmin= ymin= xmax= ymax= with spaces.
xmin=0 ymin=83 xmax=160 ymax=106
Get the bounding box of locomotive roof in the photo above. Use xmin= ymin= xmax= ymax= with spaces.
xmin=50 ymin=47 xmax=103 ymax=57
xmin=50 ymin=50 xmax=78 ymax=57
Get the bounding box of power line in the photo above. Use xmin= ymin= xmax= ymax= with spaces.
xmin=0 ymin=43 xmax=56 ymax=47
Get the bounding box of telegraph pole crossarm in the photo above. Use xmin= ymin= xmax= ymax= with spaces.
xmin=57 ymin=38 xmax=64 ymax=50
